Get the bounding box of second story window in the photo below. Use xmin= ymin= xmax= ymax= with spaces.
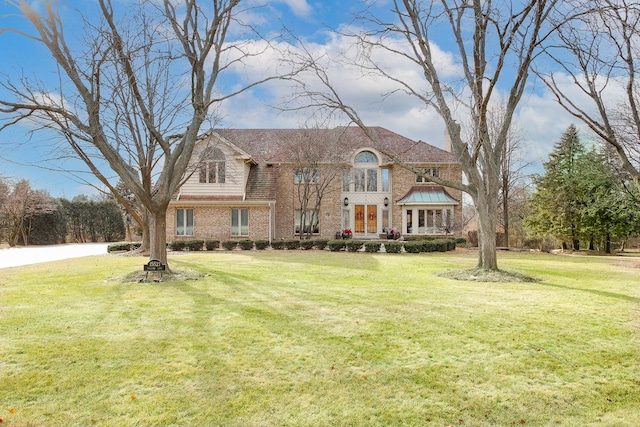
xmin=294 ymin=167 xmax=319 ymax=184
xmin=199 ymin=147 xmax=225 ymax=184
xmin=416 ymin=167 xmax=440 ymax=183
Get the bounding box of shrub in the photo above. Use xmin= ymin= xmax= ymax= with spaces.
xmin=185 ymin=240 xmax=204 ymax=251
xmin=238 ymin=240 xmax=254 ymax=250
xmin=284 ymin=239 xmax=301 ymax=250
xmin=205 ymin=240 xmax=220 ymax=251
xmin=169 ymin=241 xmax=186 ymax=251
xmin=404 ymin=241 xmax=422 ymax=253
xmin=271 ymin=239 xmax=286 ymax=250
xmin=446 ymin=239 xmax=457 ymax=251
xmin=364 ymin=242 xmax=381 ymax=253
xmin=421 ymin=240 xmax=436 ymax=253
xmin=300 ymin=239 xmax=315 ymax=250
xmin=255 ymin=240 xmax=270 ymax=250
xmin=314 ymin=239 xmax=329 ymax=250
xmin=107 ymin=242 xmax=141 ymax=253
xmin=434 ymin=240 xmax=448 ymax=252
xmin=346 ymin=240 xmax=364 ymax=252
xmin=328 ymin=239 xmax=346 ymax=251
xmin=385 ymin=241 xmax=403 ymax=253
xmin=222 ymin=240 xmax=238 ymax=250
xmin=455 ymin=237 xmax=467 ymax=246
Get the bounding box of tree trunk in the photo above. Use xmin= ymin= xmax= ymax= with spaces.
xmin=474 ymin=191 xmax=499 ymax=271
xmin=148 ymin=208 xmax=168 ymax=266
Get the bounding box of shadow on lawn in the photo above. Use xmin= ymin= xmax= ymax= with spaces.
xmin=536 ymin=281 xmax=640 ymax=303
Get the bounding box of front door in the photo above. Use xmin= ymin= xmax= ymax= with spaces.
xmin=355 ymin=205 xmax=365 ymax=233
xmin=354 ymin=204 xmax=378 ymax=236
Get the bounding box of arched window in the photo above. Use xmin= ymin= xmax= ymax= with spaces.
xmin=353 ymin=151 xmax=378 ymax=192
xmin=354 ymin=151 xmax=378 ymax=163
xmin=199 ymin=147 xmax=225 ymax=183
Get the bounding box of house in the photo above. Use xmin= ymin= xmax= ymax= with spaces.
xmin=166 ymin=126 xmax=463 ymax=242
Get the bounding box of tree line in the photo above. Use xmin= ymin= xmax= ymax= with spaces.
xmin=526 ymin=125 xmax=640 ymax=253
xmin=0 ymin=177 xmax=125 ymax=246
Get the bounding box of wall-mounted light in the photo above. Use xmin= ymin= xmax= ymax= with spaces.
xmin=343 ymin=197 xmax=349 ymax=206
xmin=384 ymin=197 xmax=389 ymax=207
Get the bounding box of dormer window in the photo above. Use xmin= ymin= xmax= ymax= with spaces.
xmin=199 ymin=147 xmax=226 ymax=183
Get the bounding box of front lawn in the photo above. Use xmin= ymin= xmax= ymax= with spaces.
xmin=1 ymin=250 xmax=638 ymax=426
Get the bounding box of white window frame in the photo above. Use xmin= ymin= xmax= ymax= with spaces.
xmin=176 ymin=208 xmax=194 ymax=236
xmin=231 ymin=208 xmax=249 ymax=236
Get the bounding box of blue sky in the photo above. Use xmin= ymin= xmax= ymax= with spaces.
xmin=0 ymin=0 xmax=589 ymax=198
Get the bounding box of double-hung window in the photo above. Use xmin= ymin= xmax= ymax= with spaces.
xmin=231 ymin=208 xmax=248 ymax=236
xmin=176 ymin=208 xmax=194 ymax=236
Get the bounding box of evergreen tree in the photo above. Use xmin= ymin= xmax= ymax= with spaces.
xmin=527 ymin=125 xmax=585 ymax=250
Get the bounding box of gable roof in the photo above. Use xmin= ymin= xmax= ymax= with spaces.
xmin=212 ymin=126 xmax=456 ymax=165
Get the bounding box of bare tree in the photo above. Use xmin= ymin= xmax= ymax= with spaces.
xmin=0 ymin=178 xmax=55 ymax=246
xmin=487 ymin=105 xmax=532 ymax=247
xmin=540 ymin=0 xmax=640 ymax=182
xmin=282 ymin=126 xmax=346 ymax=239
xmin=0 ymin=0 xmax=289 ymax=266
xmin=287 ymin=0 xmax=558 ymax=270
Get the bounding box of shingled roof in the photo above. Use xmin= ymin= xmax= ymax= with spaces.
xmin=245 ymin=164 xmax=279 ymax=201
xmin=214 ymin=126 xmax=456 ymax=165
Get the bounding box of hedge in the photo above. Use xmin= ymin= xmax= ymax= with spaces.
xmin=271 ymin=239 xmax=286 ymax=250
xmin=300 ymin=239 xmax=315 ymax=250
xmin=168 ymin=241 xmax=186 ymax=251
xmin=314 ymin=239 xmax=329 ymax=250
xmin=385 ymin=241 xmax=404 ymax=253
xmin=284 ymin=239 xmax=301 ymax=250
xmin=255 ymin=240 xmax=270 ymax=250
xmin=238 ymin=240 xmax=254 ymax=250
xmin=328 ymin=239 xmax=346 ymax=251
xmin=403 ymin=241 xmax=422 ymax=253
xmin=107 ymin=242 xmax=141 ymax=253
xmin=185 ymin=240 xmax=204 ymax=251
xmin=205 ymin=240 xmax=220 ymax=250
xmin=364 ymin=242 xmax=381 ymax=253
xmin=346 ymin=240 xmax=364 ymax=252
xmin=221 ymin=240 xmax=238 ymax=250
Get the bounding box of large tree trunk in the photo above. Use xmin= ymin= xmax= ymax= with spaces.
xmin=475 ymin=192 xmax=498 ymax=271
xmin=148 ymin=207 xmax=168 ymax=266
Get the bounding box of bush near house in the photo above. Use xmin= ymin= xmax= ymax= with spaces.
xmin=185 ymin=240 xmax=204 ymax=251
xmin=255 ymin=240 xmax=270 ymax=250
xmin=314 ymin=239 xmax=329 ymax=250
xmin=404 ymin=241 xmax=422 ymax=253
xmin=238 ymin=240 xmax=254 ymax=250
xmin=205 ymin=240 xmax=220 ymax=251
xmin=385 ymin=241 xmax=404 ymax=253
xmin=222 ymin=240 xmax=238 ymax=250
xmin=328 ymin=240 xmax=346 ymax=252
xmin=300 ymin=240 xmax=315 ymax=250
xmin=168 ymin=241 xmax=187 ymax=251
xmin=364 ymin=242 xmax=382 ymax=253
xmin=346 ymin=240 xmax=364 ymax=252
xmin=271 ymin=240 xmax=286 ymax=250
xmin=284 ymin=239 xmax=301 ymax=250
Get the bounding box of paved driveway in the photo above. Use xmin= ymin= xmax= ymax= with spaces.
xmin=0 ymin=243 xmax=110 ymax=269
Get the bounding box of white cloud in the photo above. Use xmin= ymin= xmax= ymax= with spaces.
xmin=275 ymin=0 xmax=313 ymax=19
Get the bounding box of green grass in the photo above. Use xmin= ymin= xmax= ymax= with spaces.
xmin=1 ymin=250 xmax=639 ymax=426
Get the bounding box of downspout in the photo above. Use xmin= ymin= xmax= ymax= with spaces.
xmin=269 ymin=202 xmax=273 ymax=243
